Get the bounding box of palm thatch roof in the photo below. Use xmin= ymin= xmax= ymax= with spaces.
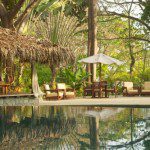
xmin=0 ymin=27 xmax=75 ymax=66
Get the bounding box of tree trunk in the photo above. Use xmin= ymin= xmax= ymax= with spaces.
xmin=128 ymin=18 xmax=135 ymax=76
xmin=0 ymin=54 xmax=3 ymax=80
xmin=5 ymin=55 xmax=13 ymax=82
xmin=0 ymin=1 xmax=39 ymax=84
xmin=31 ymin=63 xmax=44 ymax=99
xmin=88 ymin=0 xmax=98 ymax=82
xmin=143 ymin=50 xmax=147 ymax=72
xmin=128 ymin=1 xmax=135 ymax=76
xmin=50 ymin=66 xmax=57 ymax=89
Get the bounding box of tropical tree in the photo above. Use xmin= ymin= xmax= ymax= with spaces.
xmin=88 ymin=0 xmax=98 ymax=82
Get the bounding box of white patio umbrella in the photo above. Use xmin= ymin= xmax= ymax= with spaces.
xmin=78 ymin=53 xmax=124 ymax=65
xmin=78 ymin=53 xmax=124 ymax=79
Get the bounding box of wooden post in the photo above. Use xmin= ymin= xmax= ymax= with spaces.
xmin=99 ymin=63 xmax=102 ymax=81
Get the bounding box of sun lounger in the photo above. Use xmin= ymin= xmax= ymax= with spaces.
xmin=43 ymin=84 xmax=63 ymax=100
xmin=141 ymin=81 xmax=150 ymax=96
xmin=123 ymin=82 xmax=140 ymax=96
xmin=57 ymin=83 xmax=75 ymax=99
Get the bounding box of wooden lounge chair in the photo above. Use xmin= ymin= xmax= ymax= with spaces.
xmin=141 ymin=81 xmax=150 ymax=96
xmin=43 ymin=84 xmax=63 ymax=100
xmin=122 ymin=82 xmax=140 ymax=96
xmin=57 ymin=83 xmax=75 ymax=99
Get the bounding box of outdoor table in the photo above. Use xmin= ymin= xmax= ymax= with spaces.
xmin=100 ymin=82 xmax=108 ymax=98
xmin=0 ymin=83 xmax=10 ymax=94
xmin=92 ymin=81 xmax=108 ymax=98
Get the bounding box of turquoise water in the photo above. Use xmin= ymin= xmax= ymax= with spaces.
xmin=0 ymin=106 xmax=150 ymax=149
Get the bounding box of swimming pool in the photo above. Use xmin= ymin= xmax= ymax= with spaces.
xmin=0 ymin=106 xmax=149 ymax=149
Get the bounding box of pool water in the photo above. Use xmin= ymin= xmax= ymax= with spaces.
xmin=0 ymin=106 xmax=150 ymax=149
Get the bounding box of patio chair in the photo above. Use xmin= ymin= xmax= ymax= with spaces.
xmin=92 ymin=81 xmax=108 ymax=98
xmin=83 ymin=84 xmax=93 ymax=97
xmin=122 ymin=82 xmax=140 ymax=96
xmin=106 ymin=81 xmax=120 ymax=98
xmin=92 ymin=82 xmax=107 ymax=98
xmin=141 ymin=81 xmax=150 ymax=96
xmin=43 ymin=84 xmax=63 ymax=100
xmin=100 ymin=81 xmax=108 ymax=98
xmin=57 ymin=83 xmax=75 ymax=99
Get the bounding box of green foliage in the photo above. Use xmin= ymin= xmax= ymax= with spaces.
xmin=139 ymin=68 xmax=150 ymax=82
xmin=63 ymin=0 xmax=88 ymax=25
xmin=1 ymin=0 xmax=19 ymax=11
xmin=36 ymin=64 xmax=51 ymax=85
xmin=57 ymin=64 xmax=90 ymax=95
xmin=141 ymin=1 xmax=150 ymax=23
xmin=18 ymin=64 xmax=31 ymax=93
xmin=1 ymin=0 xmax=149 ymax=96
xmin=35 ymin=0 xmax=63 ymax=15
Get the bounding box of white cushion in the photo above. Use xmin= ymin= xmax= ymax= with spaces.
xmin=47 ymin=92 xmax=63 ymax=97
xmin=143 ymin=82 xmax=150 ymax=90
xmin=128 ymin=90 xmax=138 ymax=93
xmin=43 ymin=84 xmax=51 ymax=94
xmin=46 ymin=93 xmax=58 ymax=97
xmin=44 ymin=84 xmax=50 ymax=90
xmin=58 ymin=92 xmax=64 ymax=96
xmin=57 ymin=83 xmax=66 ymax=90
xmin=124 ymin=82 xmax=133 ymax=90
xmin=46 ymin=91 xmax=50 ymax=94
xmin=141 ymin=90 xmax=150 ymax=92
xmin=66 ymin=92 xmax=75 ymax=96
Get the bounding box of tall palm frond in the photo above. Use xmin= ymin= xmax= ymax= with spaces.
xmin=29 ymin=12 xmax=87 ymax=57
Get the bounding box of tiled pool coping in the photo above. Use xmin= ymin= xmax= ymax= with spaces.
xmin=0 ymin=96 xmax=150 ymax=107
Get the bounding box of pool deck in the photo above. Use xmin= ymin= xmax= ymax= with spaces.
xmin=39 ymin=96 xmax=150 ymax=107
xmin=0 ymin=96 xmax=149 ymax=107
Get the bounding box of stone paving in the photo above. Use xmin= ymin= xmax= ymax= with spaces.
xmin=40 ymin=96 xmax=150 ymax=107
xmin=0 ymin=98 xmax=39 ymax=106
xmin=0 ymin=96 xmax=149 ymax=107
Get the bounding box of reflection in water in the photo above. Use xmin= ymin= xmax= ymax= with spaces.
xmin=0 ymin=106 xmax=150 ymax=149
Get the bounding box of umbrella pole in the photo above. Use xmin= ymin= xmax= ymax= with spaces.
xmin=99 ymin=63 xmax=102 ymax=81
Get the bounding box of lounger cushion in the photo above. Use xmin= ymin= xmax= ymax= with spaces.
xmin=128 ymin=90 xmax=138 ymax=93
xmin=57 ymin=83 xmax=75 ymax=97
xmin=57 ymin=83 xmax=66 ymax=90
xmin=141 ymin=90 xmax=150 ymax=92
xmin=124 ymin=82 xmax=133 ymax=90
xmin=66 ymin=92 xmax=75 ymax=96
xmin=143 ymin=82 xmax=150 ymax=90
xmin=46 ymin=93 xmax=58 ymax=97
xmin=57 ymin=92 xmax=64 ymax=97
xmin=44 ymin=84 xmax=51 ymax=94
xmin=44 ymin=84 xmax=50 ymax=90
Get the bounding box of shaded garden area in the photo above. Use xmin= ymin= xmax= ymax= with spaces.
xmin=0 ymin=0 xmax=149 ymax=96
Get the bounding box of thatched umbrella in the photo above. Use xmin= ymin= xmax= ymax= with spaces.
xmin=0 ymin=27 xmax=75 ymax=98
xmin=0 ymin=27 xmax=75 ymax=66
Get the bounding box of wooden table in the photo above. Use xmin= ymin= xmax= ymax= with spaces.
xmin=92 ymin=81 xmax=108 ymax=98
xmin=0 ymin=83 xmax=10 ymax=94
